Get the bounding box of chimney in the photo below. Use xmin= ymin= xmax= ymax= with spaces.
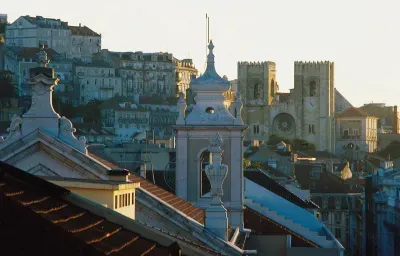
xmin=204 ymin=133 xmax=229 ymax=241
xmin=107 ymin=169 xmax=130 ymax=182
xmin=79 ymin=23 xmax=81 ymax=27
xmin=393 ymin=105 xmax=398 ymax=134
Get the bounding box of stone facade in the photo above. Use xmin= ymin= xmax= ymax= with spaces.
xmin=239 ymin=61 xmax=336 ymax=152
xmin=174 ymin=58 xmax=198 ymax=97
xmin=94 ymin=49 xmax=198 ymax=98
xmin=73 ymin=61 xmax=122 ymax=104
xmin=335 ymin=107 xmax=378 ymax=154
xmin=5 ymin=16 xmax=100 ymax=59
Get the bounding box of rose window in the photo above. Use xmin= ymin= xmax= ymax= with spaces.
xmin=272 ymin=113 xmax=295 ymax=134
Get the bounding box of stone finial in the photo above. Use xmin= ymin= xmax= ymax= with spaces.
xmin=204 ymin=133 xmax=229 ymax=240
xmin=232 ymin=92 xmax=244 ymax=125
xmin=176 ymin=92 xmax=186 ymax=125
xmin=37 ymin=44 xmax=50 ymax=68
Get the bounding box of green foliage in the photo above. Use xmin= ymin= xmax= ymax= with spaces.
xmin=244 ymin=145 xmax=259 ymax=158
xmin=52 ymin=97 xmax=103 ymax=123
xmin=0 ymin=23 xmax=6 ymax=34
xmin=266 ymin=134 xmax=316 ymax=151
xmin=0 ymin=76 xmax=18 ymax=107
xmin=250 ymin=161 xmax=261 ymax=169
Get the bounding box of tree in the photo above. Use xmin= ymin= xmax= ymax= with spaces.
xmin=267 ymin=134 xmax=285 ymax=145
xmin=0 ymin=76 xmax=18 ymax=107
xmin=82 ymin=100 xmax=103 ymax=124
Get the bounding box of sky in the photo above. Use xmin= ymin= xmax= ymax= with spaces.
xmin=4 ymin=0 xmax=400 ymax=107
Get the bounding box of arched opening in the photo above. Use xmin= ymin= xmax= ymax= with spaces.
xmin=200 ymin=151 xmax=211 ymax=197
xmin=309 ymin=81 xmax=317 ymax=96
xmin=271 ymin=78 xmax=275 ymax=96
xmin=254 ymin=84 xmax=260 ymax=99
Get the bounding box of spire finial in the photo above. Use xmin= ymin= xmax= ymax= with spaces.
xmin=208 ymin=40 xmax=214 ymax=52
xmin=205 ymin=40 xmax=216 ymax=74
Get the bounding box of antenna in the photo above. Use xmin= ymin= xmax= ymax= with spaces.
xmin=204 ymin=13 xmax=210 ymax=71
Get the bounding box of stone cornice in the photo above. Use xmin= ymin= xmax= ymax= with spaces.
xmin=0 ymin=129 xmax=109 ymax=179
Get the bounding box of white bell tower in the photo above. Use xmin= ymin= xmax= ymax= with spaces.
xmin=174 ymin=41 xmax=247 ymax=228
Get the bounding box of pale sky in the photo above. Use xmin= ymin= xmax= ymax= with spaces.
xmin=4 ymin=0 xmax=400 ymax=107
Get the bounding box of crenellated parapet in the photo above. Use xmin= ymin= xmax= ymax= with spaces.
xmin=294 ymin=61 xmax=334 ymax=73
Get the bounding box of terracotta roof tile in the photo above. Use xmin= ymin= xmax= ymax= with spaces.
xmin=336 ymin=107 xmax=371 ymax=118
xmin=294 ymin=163 xmax=364 ymax=194
xmin=0 ymin=161 xmax=176 ymax=255
xmin=129 ymin=174 xmax=205 ymax=224
xmin=69 ymin=25 xmax=100 ymax=37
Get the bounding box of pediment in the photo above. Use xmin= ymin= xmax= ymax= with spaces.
xmin=0 ymin=130 xmax=109 ymax=180
xmin=27 ymin=164 xmax=60 ymax=177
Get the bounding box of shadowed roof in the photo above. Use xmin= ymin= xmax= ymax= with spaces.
xmin=336 ymin=107 xmax=371 ymax=118
xmin=0 ymin=161 xmax=178 ymax=255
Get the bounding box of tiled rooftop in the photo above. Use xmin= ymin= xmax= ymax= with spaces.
xmin=244 ymin=169 xmax=318 ymax=209
xmin=129 ymin=174 xmax=205 ymax=224
xmin=244 ymin=207 xmax=318 ymax=248
xmin=0 ymin=161 xmax=178 ymax=255
xmin=294 ymin=164 xmax=364 ymax=194
xmin=69 ymin=25 xmax=100 ymax=37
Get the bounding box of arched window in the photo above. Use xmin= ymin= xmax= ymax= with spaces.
xmin=200 ymin=151 xmax=211 ymax=197
xmin=309 ymin=81 xmax=317 ymax=96
xmin=271 ymin=78 xmax=275 ymax=95
xmin=254 ymin=84 xmax=260 ymax=99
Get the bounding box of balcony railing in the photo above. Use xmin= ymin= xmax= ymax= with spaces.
xmin=341 ymin=135 xmax=361 ymax=140
xmin=118 ymin=118 xmax=149 ymax=124
xmin=100 ymin=85 xmax=113 ymax=89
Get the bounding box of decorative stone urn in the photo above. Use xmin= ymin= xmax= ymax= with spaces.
xmin=204 ymin=133 xmax=229 ymax=240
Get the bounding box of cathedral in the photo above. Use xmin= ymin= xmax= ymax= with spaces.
xmin=238 ymin=61 xmax=336 ymax=152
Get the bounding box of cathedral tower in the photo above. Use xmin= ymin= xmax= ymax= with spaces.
xmin=237 ymin=61 xmax=278 ymax=141
xmin=237 ymin=61 xmax=278 ymax=106
xmin=293 ymin=61 xmax=335 ymax=152
xmin=174 ymin=41 xmax=246 ymax=228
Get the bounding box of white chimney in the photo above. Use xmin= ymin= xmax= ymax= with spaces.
xmin=107 ymin=169 xmax=130 ymax=182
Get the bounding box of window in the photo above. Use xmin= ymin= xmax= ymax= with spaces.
xmin=322 ymin=198 xmax=328 ymax=208
xmin=119 ymin=195 xmax=122 ymax=207
xmin=115 ymin=195 xmax=118 ymax=209
xmin=125 ymin=194 xmax=128 ymax=206
xmin=334 ymin=212 xmax=341 ymax=224
xmin=309 ymin=81 xmax=317 ymax=96
xmin=335 ymin=228 xmax=341 ymax=239
xmin=335 ymin=198 xmax=341 ymax=209
xmin=254 ymin=84 xmax=260 ymax=99
xmin=132 ymin=193 xmax=135 ymax=204
xmin=200 ymin=151 xmax=211 ymax=197
xmin=253 ymin=125 xmax=260 ymax=134
xmin=322 ymin=213 xmax=329 ymax=222
xmin=128 ymin=193 xmax=130 ymax=205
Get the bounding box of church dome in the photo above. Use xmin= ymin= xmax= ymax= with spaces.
xmin=190 ymin=40 xmax=230 ymax=93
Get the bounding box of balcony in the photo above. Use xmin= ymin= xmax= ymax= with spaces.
xmin=100 ymin=85 xmax=113 ymax=89
xmin=341 ymin=135 xmax=361 ymax=140
xmin=118 ymin=118 xmax=149 ymax=124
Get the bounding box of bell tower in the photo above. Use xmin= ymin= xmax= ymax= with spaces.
xmin=174 ymin=41 xmax=247 ymax=228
